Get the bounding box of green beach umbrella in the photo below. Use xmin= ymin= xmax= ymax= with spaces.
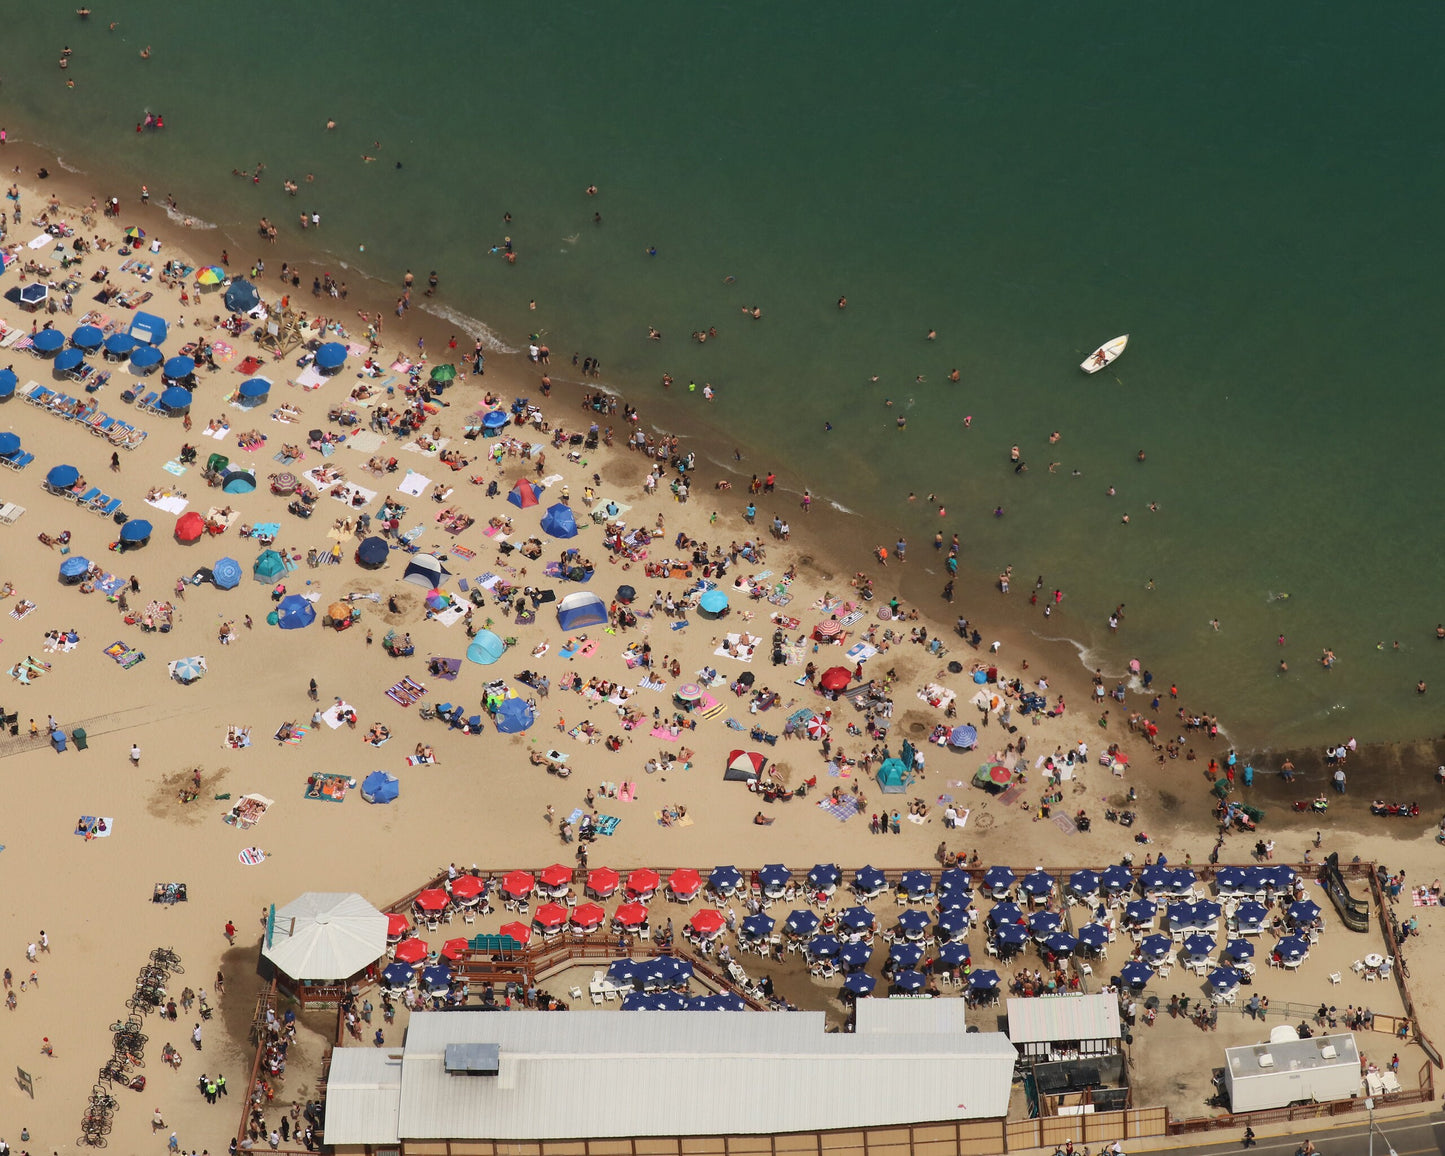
xmin=124 ymin=226 xmax=145 ymax=240
xmin=429 ymin=363 xmax=456 ymax=383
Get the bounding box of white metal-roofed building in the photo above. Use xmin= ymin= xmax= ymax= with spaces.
xmin=324 ymin=1007 xmax=1018 ymax=1153
xmin=1006 ymin=994 xmax=1122 ymax=1059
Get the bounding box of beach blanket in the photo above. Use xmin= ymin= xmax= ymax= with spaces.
xmin=650 ymin=725 xmax=683 ymax=742
xmin=9 ymin=600 xmax=36 ymax=621
xmin=432 ymin=604 xmax=467 ymax=628
xmin=1412 ymin=887 xmax=1439 ymax=908
xmin=819 ymin=797 xmax=857 ymax=822
xmin=162 ymin=461 xmax=188 ymax=476
xmin=638 ymin=675 xmax=667 ymax=692
xmin=430 ymin=658 xmax=462 ymax=680
xmin=451 ymin=544 xmax=476 ymax=560
xmin=404 ymin=437 xmax=448 ymax=457
xmin=1052 ymin=813 xmax=1078 ymax=836
xmin=997 ymin=784 xmax=1025 ymax=807
xmin=305 ymin=773 xmax=350 ymax=802
xmin=238 ymin=847 xmax=268 ymax=865
xmin=322 ymin=701 xmax=356 ymax=729
xmin=656 ymin=810 xmax=693 ymax=828
xmin=837 ymin=610 xmax=865 ymax=628
xmin=291 ymin=364 xmax=328 ymax=391
xmin=146 ymin=494 xmax=190 ymax=515
xmin=714 ymin=632 xmax=761 ymax=663
xmin=277 ymin=725 xmax=307 ymax=745
xmin=781 ymin=641 xmax=806 ymax=666
xmin=400 ymin=523 xmax=425 ymax=545
xmin=342 ymin=429 xmax=387 ymax=454
xmin=75 ymin=816 xmax=114 ymax=839
xmin=405 ymin=754 xmax=438 ymax=766
xmin=386 ymin=677 xmax=427 ymax=707
xmin=224 ymin=792 xmax=273 ymax=830
xmin=223 ymin=725 xmax=252 ymax=750
xmin=396 ymin=470 xmax=430 ymax=497
xmin=595 ymin=815 xmax=620 ymax=836
xmin=845 ymin=641 xmax=878 ymax=663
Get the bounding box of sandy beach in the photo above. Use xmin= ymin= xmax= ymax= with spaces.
xmin=1 ymin=164 xmax=1443 ymax=1156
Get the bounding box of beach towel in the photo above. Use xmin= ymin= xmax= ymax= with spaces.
xmin=726 ymin=717 xmax=746 ymax=730
xmin=321 ymin=701 xmax=356 ymax=729
xmin=451 ymin=545 xmax=476 ymax=560
xmin=618 ymin=780 xmax=638 ymax=802
xmin=838 ymin=610 xmax=865 ymax=628
xmin=238 ymin=847 xmax=268 ymax=865
xmin=9 ymin=601 xmax=36 ymax=621
xmin=145 ymin=494 xmax=190 ymax=515
xmin=291 ymin=364 xmax=328 ymax=391
xmin=698 ymin=698 xmax=728 ymax=722
xmin=278 ymin=725 xmax=307 ymax=745
xmin=305 ymin=773 xmax=350 ymax=802
xmin=405 ymin=754 xmax=438 ymax=766
xmin=400 ymin=523 xmax=425 ymax=545
xmin=997 ymin=784 xmax=1025 ymax=807
xmin=650 ymin=725 xmax=682 ymax=742
xmin=595 ymin=815 xmax=620 ymax=836
xmin=75 ymin=816 xmax=114 ymax=839
xmin=432 ymin=604 xmax=467 ymax=628
xmin=656 ymin=810 xmax=694 ymax=828
xmin=638 ymin=675 xmax=667 ymax=692
xmin=714 ymin=632 xmax=760 ymax=663
xmin=1052 ymin=813 xmax=1078 ymax=836
xmin=429 ymin=658 xmax=462 ymax=681
xmin=342 ymin=429 xmax=387 ymax=454
xmin=223 ymin=725 xmax=252 ymax=750
xmin=162 ymin=461 xmax=188 ymax=476
xmin=819 ymin=797 xmax=857 ymax=822
xmin=224 ymin=792 xmax=273 ymax=830
xmin=386 ymin=676 xmax=428 ymax=707
xmin=396 ymin=470 xmax=430 ymax=497
xmin=404 ymin=437 xmax=448 ymax=457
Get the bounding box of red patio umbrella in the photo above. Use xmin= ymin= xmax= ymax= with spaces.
xmin=538 ymin=863 xmax=573 ymax=889
xmin=439 ymin=938 xmax=469 ymax=961
xmin=533 ymin=902 xmax=568 ymax=929
xmin=626 ymin=868 xmax=660 ymax=896
xmin=175 ymin=510 xmax=205 ymax=543
xmin=571 ymin=902 xmax=607 ymax=930
xmin=819 ymin=666 xmax=851 ymax=692
xmin=690 ymin=909 xmax=726 ymax=937
xmin=614 ymin=902 xmax=650 ymax=927
xmin=385 ymin=912 xmax=411 ymax=938
xmin=499 ymin=920 xmax=532 ymax=945
xmin=414 ymin=888 xmax=449 ymax=912
xmin=668 ymin=868 xmax=703 ymax=898
xmin=500 ymin=870 xmax=535 ymax=899
xmin=586 ymin=866 xmax=620 ymax=897
xmin=393 ymin=938 xmax=429 ymax=964
xmin=449 ymin=875 xmax=484 ymax=901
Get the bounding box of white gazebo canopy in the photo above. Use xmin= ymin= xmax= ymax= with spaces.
xmin=263 ymin=892 xmax=388 ymax=982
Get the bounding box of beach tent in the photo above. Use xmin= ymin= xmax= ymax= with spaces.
xmin=402 ymin=553 xmax=449 ymax=588
xmin=507 ymin=479 xmax=541 ymax=509
xmin=555 ymin=591 xmax=607 ymax=630
xmin=876 ymin=757 xmax=911 ymax=794
xmin=466 ymin=630 xmax=506 ymax=666
xmin=262 ymin=892 xmax=387 ymax=983
xmin=494 ymin=697 xmax=535 ymax=734
xmin=253 ymin=549 xmax=287 ymax=582
xmin=222 ymin=467 xmax=256 ymax=494
xmin=361 ymin=771 xmax=400 ymax=805
xmin=539 ymin=502 xmax=578 ymax=538
xmin=355 ymin=536 xmax=389 ymax=568
xmin=724 ymin=749 xmax=766 ymax=783
xmin=224 ymin=279 xmax=261 ymax=315
xmin=128 ymin=310 xmax=168 ymax=346
xmin=314 ymin=342 xmax=347 ymax=373
xmin=276 ymin=594 xmax=316 ymax=629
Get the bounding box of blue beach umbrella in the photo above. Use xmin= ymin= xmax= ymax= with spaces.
xmin=1120 ymin=960 xmax=1154 ymax=987
xmin=223 ymin=278 xmax=261 ymax=314
xmin=45 ymin=463 xmax=79 ymax=489
xmin=1215 ymin=866 xmax=1249 ymax=893
xmin=361 ymin=770 xmax=400 ymax=804
xmin=983 ymin=865 xmax=1016 ymax=894
xmin=159 ymin=386 xmax=192 ymax=413
xmin=59 ymin=555 xmax=91 ymax=581
xmin=758 ymin=863 xmax=790 ymax=891
xmin=698 ymin=588 xmax=730 ymax=615
xmin=1021 ymin=869 xmax=1055 ymax=898
xmin=938 ymin=942 xmax=971 ymax=967
xmin=1288 ymin=899 xmax=1322 ymax=925
xmin=784 ymin=909 xmax=819 ymax=937
xmin=1265 ymin=865 xmax=1299 ymax=889
xmin=119 ymin=518 xmax=153 ymax=544
xmin=854 ymin=865 xmax=886 ymax=894
xmin=130 ymin=344 xmax=163 ymax=371
xmin=1028 ymin=910 xmax=1063 ymax=938
xmin=212 ymin=557 xmax=242 ymax=589
xmin=840 ymin=906 xmax=875 ymax=933
xmin=939 ymin=891 xmax=972 ymax=913
xmin=839 ymin=940 xmax=872 ymax=971
xmin=806 ymin=863 xmax=841 ymax=891
xmin=1139 ymin=864 xmax=1171 ymax=892
xmin=53 ymin=347 xmax=85 ymax=373
xmin=740 ymin=913 xmax=774 ymax=941
xmin=607 ymin=959 xmax=644 ymax=985
xmin=1209 ymin=966 xmax=1241 ymax=993
xmin=0 ymin=431 xmax=19 ymax=456
xmin=896 ymin=909 xmax=931 ymax=937
xmin=1124 ymin=899 xmax=1156 ymax=926
xmin=1224 ymin=938 xmax=1255 ymax=962
xmin=356 ymin=535 xmax=389 ymax=568
xmin=1140 ymin=934 xmax=1174 ymax=961
xmin=843 ymin=972 xmax=876 ymax=996
xmin=1069 ymin=869 xmax=1101 ymax=897
xmin=994 ymin=922 xmax=1028 ymax=947
xmin=70 ymin=325 xmax=104 ymax=350
xmin=482 ymin=409 xmax=509 ymax=429
xmin=969 ymin=969 xmax=1001 ymax=991
xmin=1235 ymin=901 xmax=1269 ymax=929
xmin=948 ymin=724 xmax=977 ymax=748
xmin=1166 ymin=902 xmax=1197 ymax=929
xmin=936 ymin=908 xmax=970 ymax=940
xmin=381 ymin=961 xmax=414 ymax=988
xmin=1078 ymin=923 xmax=1110 ymax=950
xmin=807 ymin=935 xmax=841 ymax=960
xmin=620 ymin=993 xmax=657 ymax=1010
xmin=1168 ymin=867 xmax=1198 ymax=893
xmin=103 ymin=332 xmax=136 ymax=358
xmin=32 ymin=328 xmax=65 ymax=355
xmin=709 ymin=865 xmax=743 ymax=895
xmin=939 ymin=867 xmax=972 ymax=897
xmin=422 ymin=965 xmax=452 ymax=992
xmin=1183 ymin=933 xmax=1217 ymax=958
xmin=1101 ymin=863 xmax=1134 ymax=893
xmin=1276 ymin=936 xmax=1309 ymax=962
xmin=899 ymin=869 xmax=933 ymax=897
xmin=169 ymin=655 xmax=206 ymax=684
xmin=0 ymin=369 xmax=16 ymax=399
xmin=889 ymin=941 xmax=923 ymax=969
xmin=314 ymin=342 xmax=346 ymax=372
xmin=238 ymin=377 xmax=271 ymax=403
xmin=276 ymin=594 xmax=316 ymax=629
xmin=163 ymin=355 xmax=195 ymax=381
xmin=893 ymin=969 xmax=927 ymax=992
xmin=19 ymin=284 xmax=48 ymax=309
xmin=988 ymin=901 xmax=1023 ymax=927
xmin=1192 ymin=900 xmax=1223 ymax=925
xmin=1044 ymin=932 xmax=1078 ymax=956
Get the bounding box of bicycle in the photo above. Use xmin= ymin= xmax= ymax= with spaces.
xmin=150 ymin=947 xmax=184 ymax=972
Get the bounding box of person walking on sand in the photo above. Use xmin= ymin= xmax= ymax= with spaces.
xmin=130 ymin=743 xmax=141 ymax=766
xmin=224 ymin=920 xmax=236 ymax=944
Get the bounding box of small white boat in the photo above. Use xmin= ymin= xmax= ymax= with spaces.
xmin=1081 ymin=334 xmax=1128 ymax=374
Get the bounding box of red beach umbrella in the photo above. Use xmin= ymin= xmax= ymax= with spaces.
xmin=449 ymin=875 xmax=484 ymax=901
xmin=414 ymin=888 xmax=449 ymax=912
xmin=533 ymin=902 xmax=568 ymax=929
xmin=814 ymin=620 xmax=843 ymax=639
xmin=615 ymin=902 xmax=650 ymax=928
xmin=393 ymin=938 xmax=429 ymax=964
xmin=626 ymin=868 xmax=660 ymax=897
xmin=806 ymin=714 xmax=832 ymax=740
xmin=819 ymin=666 xmax=851 ymax=692
xmin=668 ymin=868 xmax=703 ymax=898
xmin=586 ymin=867 xmax=620 ymax=898
xmin=538 ymin=863 xmax=573 ymax=889
xmin=500 ymin=870 xmax=535 ymax=899
xmin=385 ymin=912 xmax=411 ymax=938
xmin=439 ymin=938 xmax=469 ymax=961
xmin=690 ymin=909 xmax=726 ymax=937
xmin=571 ymin=902 xmax=607 ymax=930
xmin=499 ymin=921 xmax=532 ymax=946
xmin=175 ymin=511 xmax=205 ymax=543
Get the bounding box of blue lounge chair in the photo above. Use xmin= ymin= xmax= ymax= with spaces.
xmin=89 ymin=415 xmax=116 ymax=438
xmin=12 ymin=451 xmax=34 ymax=471
xmin=28 ymin=387 xmax=55 ymax=408
xmin=95 ymin=496 xmax=121 ymax=518
xmin=72 ymin=486 xmax=100 ymax=506
xmin=138 ymin=392 xmax=159 ymax=413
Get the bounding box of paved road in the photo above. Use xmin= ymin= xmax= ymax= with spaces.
xmin=1152 ymin=1113 xmax=1444 ymax=1156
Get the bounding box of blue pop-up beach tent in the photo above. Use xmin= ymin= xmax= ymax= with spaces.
xmin=466 ymin=630 xmax=506 ymax=666
xmin=555 ymin=591 xmax=607 ymax=630
xmin=253 ymin=549 xmax=287 ymax=582
xmin=129 ymin=311 xmax=168 ymax=346
xmin=276 ymin=594 xmax=316 ymax=629
xmin=876 ymin=757 xmax=911 ymax=793
xmin=539 ymin=502 xmax=578 ymax=539
xmin=362 ymin=771 xmax=400 ymax=804
xmin=494 ymin=697 xmax=535 ymax=734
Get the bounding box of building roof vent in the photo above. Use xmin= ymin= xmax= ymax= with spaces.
xmin=445 ymin=1043 xmax=500 ymax=1076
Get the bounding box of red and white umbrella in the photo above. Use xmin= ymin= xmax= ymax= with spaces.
xmin=806 ymin=714 xmax=832 ymax=739
xmin=815 ymin=619 xmax=843 ymax=639
xmin=586 ymin=867 xmax=620 ymax=898
xmin=614 ymin=902 xmax=650 ymax=928
xmin=689 ymin=909 xmax=726 ymax=938
xmin=499 ymin=921 xmax=532 ymax=946
xmin=449 ymin=875 xmax=484 ymax=902
xmin=668 ymin=868 xmax=703 ymax=899
xmin=571 ymin=903 xmax=607 ymax=930
xmin=626 ymin=868 xmax=660 ymax=897
xmin=394 ymin=938 xmax=429 ymax=964
xmin=414 ymin=888 xmax=449 ymax=912
xmin=500 ymin=870 xmax=535 ymax=899
xmin=533 ymin=902 xmax=568 ymax=929
xmin=538 ymin=863 xmax=573 ymax=889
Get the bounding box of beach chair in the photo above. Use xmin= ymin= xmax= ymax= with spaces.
xmin=137 ymin=392 xmax=159 ymax=413
xmin=10 ymin=452 xmax=33 ymax=471
xmin=0 ymin=503 xmax=24 ymax=523
xmin=119 ymin=427 xmax=147 ymax=450
xmin=73 ymin=486 xmax=100 ymax=507
xmin=96 ymin=496 xmax=122 ymax=519
xmin=89 ymin=415 xmax=116 ymax=438
xmin=28 ymin=386 xmax=55 ymax=409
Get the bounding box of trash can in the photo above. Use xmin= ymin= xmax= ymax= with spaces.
xmin=71 ymin=727 xmax=87 ymax=750
xmin=50 ymin=729 xmax=67 ymax=753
